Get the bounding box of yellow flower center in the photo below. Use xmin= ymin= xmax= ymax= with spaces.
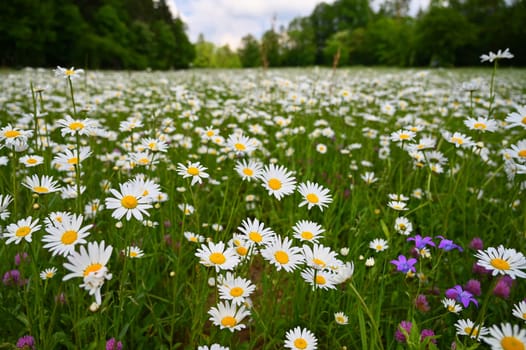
xmin=501 ymin=336 xmax=525 ymax=350
xmin=69 ymin=121 xmax=85 ymax=131
xmin=451 ymin=137 xmax=463 ymax=145
xmin=293 ymin=338 xmax=308 ymax=349
xmin=15 ymin=226 xmax=31 ymax=237
xmin=221 ymin=316 xmax=237 ymax=328
xmin=130 ymin=251 xmax=138 ymax=257
xmin=518 ymin=150 xmax=526 ymax=158
xmin=301 ymin=231 xmax=313 ymax=240
xmin=522 ymin=116 xmax=526 ymax=125
xmin=447 ymin=305 xmax=456 ymax=312
xmin=121 ymin=195 xmax=138 ymax=209
xmin=249 ymin=231 xmax=263 ymax=243
xmin=138 ymin=158 xmax=149 ymax=165
xmin=45 ymin=272 xmax=54 ymax=279
xmin=206 ymin=130 xmax=215 ymax=137
xmin=312 ymin=258 xmax=326 ymax=268
xmin=234 ymin=143 xmax=246 ymax=151
xmin=268 ymin=178 xmax=282 ymax=190
xmin=61 ymin=230 xmax=78 ymax=245
xmin=399 ymin=133 xmax=410 ymax=140
xmin=398 ymin=224 xmax=406 ymax=230
xmin=189 ymin=236 xmax=198 ymax=242
xmin=187 ymin=167 xmax=199 ymax=176
xmin=376 ymin=245 xmax=383 ymax=251
xmin=274 ymin=250 xmax=289 ymax=264
xmin=474 ymin=122 xmax=487 ymax=129
xmin=315 ymin=274 xmax=326 ymax=285
xmin=243 ymin=168 xmax=254 ymax=176
xmin=27 ymin=158 xmax=38 ymax=164
xmin=33 ymin=186 xmax=49 ymax=193
xmin=65 ymin=69 xmax=75 ymax=76
xmin=464 ymin=327 xmax=479 ymax=337
xmin=67 ymin=157 xmax=79 ymax=165
xmin=236 ymin=246 xmax=248 ymax=256
xmin=83 ymin=263 xmax=102 ymax=276
xmin=230 ymin=287 xmax=244 ymax=297
xmin=148 ymin=142 xmax=156 ymax=149
xmin=4 ymin=130 xmax=21 ymax=138
xmin=336 ymin=315 xmax=346 ymax=324
xmin=209 ymin=252 xmax=226 ymax=265
xmin=490 ymin=257 xmax=510 ymax=270
xmin=306 ymin=193 xmax=319 ymax=204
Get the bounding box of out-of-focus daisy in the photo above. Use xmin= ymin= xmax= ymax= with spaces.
xmin=394 ymin=217 xmax=413 ymax=235
xmin=442 ymin=131 xmax=474 ymax=148
xmin=0 ymin=194 xmax=13 ymax=220
xmin=390 ymin=129 xmax=416 ymax=143
xmin=140 ymin=137 xmax=168 ymax=152
xmin=365 ymin=257 xmax=375 ymax=267
xmin=226 ymin=133 xmax=257 ymax=155
xmin=388 ymin=193 xmax=409 ymax=201
xmin=505 ymin=140 xmax=526 ymax=163
xmin=3 ymin=216 xmax=41 ymax=245
xmin=455 ymin=318 xmax=489 ymax=340
xmin=0 ymin=124 xmax=33 ymax=149
xmin=474 ymin=245 xmax=526 ymax=279
xmin=22 ymin=174 xmax=61 ymax=194
xmin=208 ymin=300 xmax=250 ymax=332
xmin=52 ymin=147 xmax=91 ymax=171
xmin=464 ymin=117 xmax=498 ymax=132
xmin=218 ymin=273 xmax=256 ymax=306
xmin=195 ymin=241 xmax=240 ymax=272
xmin=176 ymin=161 xmax=209 ymax=186
xmin=513 ymin=301 xmax=526 ymax=322
xmin=297 ymin=181 xmax=332 ymax=211
xmin=261 ymin=236 xmax=304 ymax=272
xmin=54 ymin=66 xmax=84 ymax=80
xmin=40 ymin=267 xmax=58 ymax=280
xmin=184 ymin=231 xmax=205 ymax=243
xmin=361 ymin=171 xmax=378 ymax=184
xmin=369 ymin=238 xmax=389 ymax=252
xmin=198 ymin=344 xmax=229 ymax=350
xmin=292 ymin=220 xmax=325 ymax=244
xmin=42 ymin=213 xmax=92 ymax=257
xmin=20 ymin=155 xmax=44 ymax=168
xmin=302 ymin=243 xmax=340 ymax=270
xmin=56 ymin=115 xmax=98 ymax=137
xmin=483 ymin=323 xmax=526 ymax=349
xmin=84 ymin=199 xmax=104 ymax=218
xmin=284 ymin=326 xmax=318 ymax=350
xmin=442 ymin=298 xmax=463 ymax=314
xmin=202 ymin=126 xmax=220 ymax=140
xmin=105 ymin=182 xmax=152 ymax=221
xmin=334 ymin=312 xmax=349 ymax=325
xmin=229 ymin=234 xmax=252 ymax=259
xmin=63 ymin=240 xmax=113 ymax=305
xmin=234 ymin=159 xmax=263 ymax=182
xmin=124 ymin=246 xmax=144 ymax=258
xmin=236 ymin=217 xmax=276 ymax=248
xmin=332 ymin=261 xmax=355 ymax=284
xmin=505 ymin=106 xmax=526 ymax=129
xmin=178 ymin=203 xmax=194 ymax=215
xmin=316 ymin=143 xmax=327 ymax=154
xmin=387 ymin=201 xmax=408 ymax=211
xmin=480 ymin=48 xmax=514 ymax=63
xmin=260 ymin=163 xmax=296 ymax=200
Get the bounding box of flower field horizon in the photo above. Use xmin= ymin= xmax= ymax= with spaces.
xmin=0 ymin=61 xmax=525 ymax=349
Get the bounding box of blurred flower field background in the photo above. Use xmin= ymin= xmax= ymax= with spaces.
xmin=0 ymin=59 xmax=526 ymax=349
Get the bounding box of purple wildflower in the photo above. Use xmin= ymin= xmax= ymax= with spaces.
xmin=436 ymin=236 xmax=463 ymax=252
xmin=420 ymin=329 xmax=437 ymax=345
xmin=445 ymin=285 xmax=478 ymax=308
xmin=464 ymin=279 xmax=481 ymax=296
xmin=407 ymin=235 xmax=435 ymax=249
xmin=390 ymin=255 xmax=417 ymax=274
xmin=469 ymin=237 xmax=483 ymax=250
xmin=395 ymin=320 xmax=412 ymax=343
xmin=493 ymin=276 xmax=514 ymax=299
xmin=16 ymin=335 xmax=35 ymax=349
xmin=3 ymin=269 xmax=27 ymax=287
xmin=14 ymin=252 xmax=30 ymax=266
xmin=415 ymin=294 xmax=430 ymax=312
xmin=472 ymin=262 xmax=491 ymax=275
xmin=106 ymin=338 xmax=123 ymax=350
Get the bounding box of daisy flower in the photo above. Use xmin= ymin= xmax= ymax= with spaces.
xmin=483 ymin=323 xmax=526 ymax=350
xmin=226 ymin=133 xmax=257 ymax=155
xmin=332 ymin=261 xmax=355 ymax=284
xmin=3 ymin=216 xmax=41 ymax=245
xmin=22 ymin=174 xmax=61 ymax=194
xmin=505 ymin=106 xmax=526 ymax=129
xmin=316 ymin=143 xmax=327 ymax=154
xmin=302 ymin=243 xmax=340 ymax=271
xmin=236 ymin=217 xmax=276 ymax=248
xmin=455 ymin=319 xmax=489 ymax=340
xmin=505 ymin=140 xmax=526 ymax=163
xmin=178 ymin=203 xmax=194 ymax=215
xmin=513 ymin=301 xmax=526 ymax=322
xmin=20 ymin=155 xmax=44 ymax=168
xmin=52 ymin=147 xmax=92 ymax=171
xmin=42 ymin=213 xmax=92 ymax=257
xmin=195 ymin=241 xmax=240 ymax=272
xmin=84 ymin=199 xmax=104 ymax=219
xmin=124 ymin=246 xmax=144 ymax=258
xmin=202 ymin=126 xmax=220 ymax=140
xmin=176 ymin=161 xmax=209 ymax=186
xmin=261 ymin=236 xmax=304 ymax=272
xmin=297 ymin=181 xmax=332 ymax=211
xmin=208 ymin=300 xmax=250 ymax=332
xmin=259 ymin=163 xmax=296 ymax=200
xmin=387 ymin=201 xmax=408 ymax=211
xmin=217 ymin=273 xmax=256 ymax=306
xmin=0 ymin=194 xmax=13 ymax=220
xmin=369 ymin=238 xmax=389 ymax=252
xmin=234 ymin=159 xmax=263 ymax=182
xmin=480 ymin=48 xmax=514 ymax=62
xmin=40 ymin=267 xmax=58 ymax=280
xmin=284 ymin=326 xmax=318 ymax=350
xmin=442 ymin=298 xmax=463 ymax=314
xmin=63 ymin=240 xmax=113 ymax=305
xmin=390 ymin=129 xmax=416 ymax=143
xmin=197 ymin=345 xmax=229 ymax=350
xmin=56 ymin=115 xmax=98 ymax=137
xmin=140 ymin=137 xmax=168 ymax=152
xmin=105 ymin=182 xmax=152 ymax=221
xmin=334 ymin=312 xmax=349 ymax=325
xmin=361 ymin=171 xmax=378 ymax=184
xmin=292 ymin=220 xmax=325 ymax=244
xmin=442 ymin=130 xmax=474 ymax=148
xmin=464 ymin=117 xmax=498 ymax=132
xmin=54 ymin=66 xmax=84 ymax=80
xmin=474 ymin=245 xmax=526 ymax=279
xmin=0 ymin=124 xmax=33 ymax=148
xmin=184 ymin=231 xmax=205 ymax=243
xmin=394 ymin=217 xmax=413 ymax=235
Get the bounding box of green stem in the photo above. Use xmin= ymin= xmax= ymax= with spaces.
xmin=68 ymin=76 xmax=77 ymax=116
xmin=349 ymin=282 xmax=384 ymax=350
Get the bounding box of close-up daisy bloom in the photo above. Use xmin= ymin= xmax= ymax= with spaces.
xmin=52 ymin=147 xmax=92 ymax=171
xmin=301 ymin=267 xmax=337 ymax=290
xmin=0 ymin=124 xmax=33 ymax=148
xmin=464 ymin=117 xmax=498 ymax=132
xmin=195 ymin=241 xmax=240 ymax=272
xmin=394 ymin=216 xmax=413 ymax=235
xmin=56 ymin=115 xmax=98 ymax=137
xmin=3 ymin=216 xmax=41 ymax=245
xmin=442 ymin=298 xmax=463 ymax=314
xmin=292 ymin=220 xmax=325 ymax=244
xmin=284 ymin=326 xmax=318 ymax=350
xmin=19 ymin=154 xmax=44 ymax=168
xmin=512 ymin=301 xmax=526 ymax=322
xmin=334 ymin=311 xmax=349 ymax=325
xmin=297 ymin=181 xmax=332 ymax=211
xmin=369 ymin=238 xmax=389 ymax=252
xmin=236 ymin=217 xmax=276 ymax=248
xmin=505 ymin=105 xmax=526 ymax=129
xmin=260 ymin=235 xmax=304 ymax=272
xmin=176 ymin=161 xmax=210 ymax=186
xmin=124 ymin=246 xmax=144 ymax=258
xmin=483 ymin=322 xmax=526 ymax=350
xmin=226 ymin=133 xmax=257 ymax=155
xmin=207 ymin=300 xmax=250 ymax=332
xmin=54 ymin=66 xmax=84 ymax=80
xmin=40 ymin=267 xmax=58 ymax=280
xmin=22 ymin=174 xmax=61 ymax=194
xmin=442 ymin=130 xmax=474 ymax=148
xmin=302 ymin=243 xmax=340 ymax=271
xmin=474 ymin=245 xmax=526 ymax=279
xmin=42 ymin=213 xmax=92 ymax=257
xmin=217 ymin=273 xmax=256 ymax=306
xmin=390 ymin=129 xmax=416 ymax=143
xmin=234 ymin=159 xmax=263 ymax=182
xmin=259 ymin=163 xmax=296 ymax=200
xmin=105 ymin=182 xmax=153 ymax=221
xmin=455 ymin=318 xmax=489 ymax=340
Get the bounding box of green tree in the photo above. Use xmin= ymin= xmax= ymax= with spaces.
xmin=323 ymin=30 xmax=352 ymax=66
xmin=282 ymin=17 xmax=316 ymax=66
xmin=215 ymin=45 xmax=241 ymax=68
xmin=238 ymin=34 xmax=261 ymax=67
xmin=193 ymin=34 xmax=216 ymax=67
xmin=261 ymin=29 xmax=281 ymax=67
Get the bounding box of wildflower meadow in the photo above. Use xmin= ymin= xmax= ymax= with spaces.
xmin=1 ymin=52 xmax=526 ymax=349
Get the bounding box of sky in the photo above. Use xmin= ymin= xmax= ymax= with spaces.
xmin=168 ymin=0 xmax=430 ymax=49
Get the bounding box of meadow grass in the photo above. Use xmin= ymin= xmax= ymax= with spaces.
xmin=0 ymin=65 xmax=525 ymax=350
